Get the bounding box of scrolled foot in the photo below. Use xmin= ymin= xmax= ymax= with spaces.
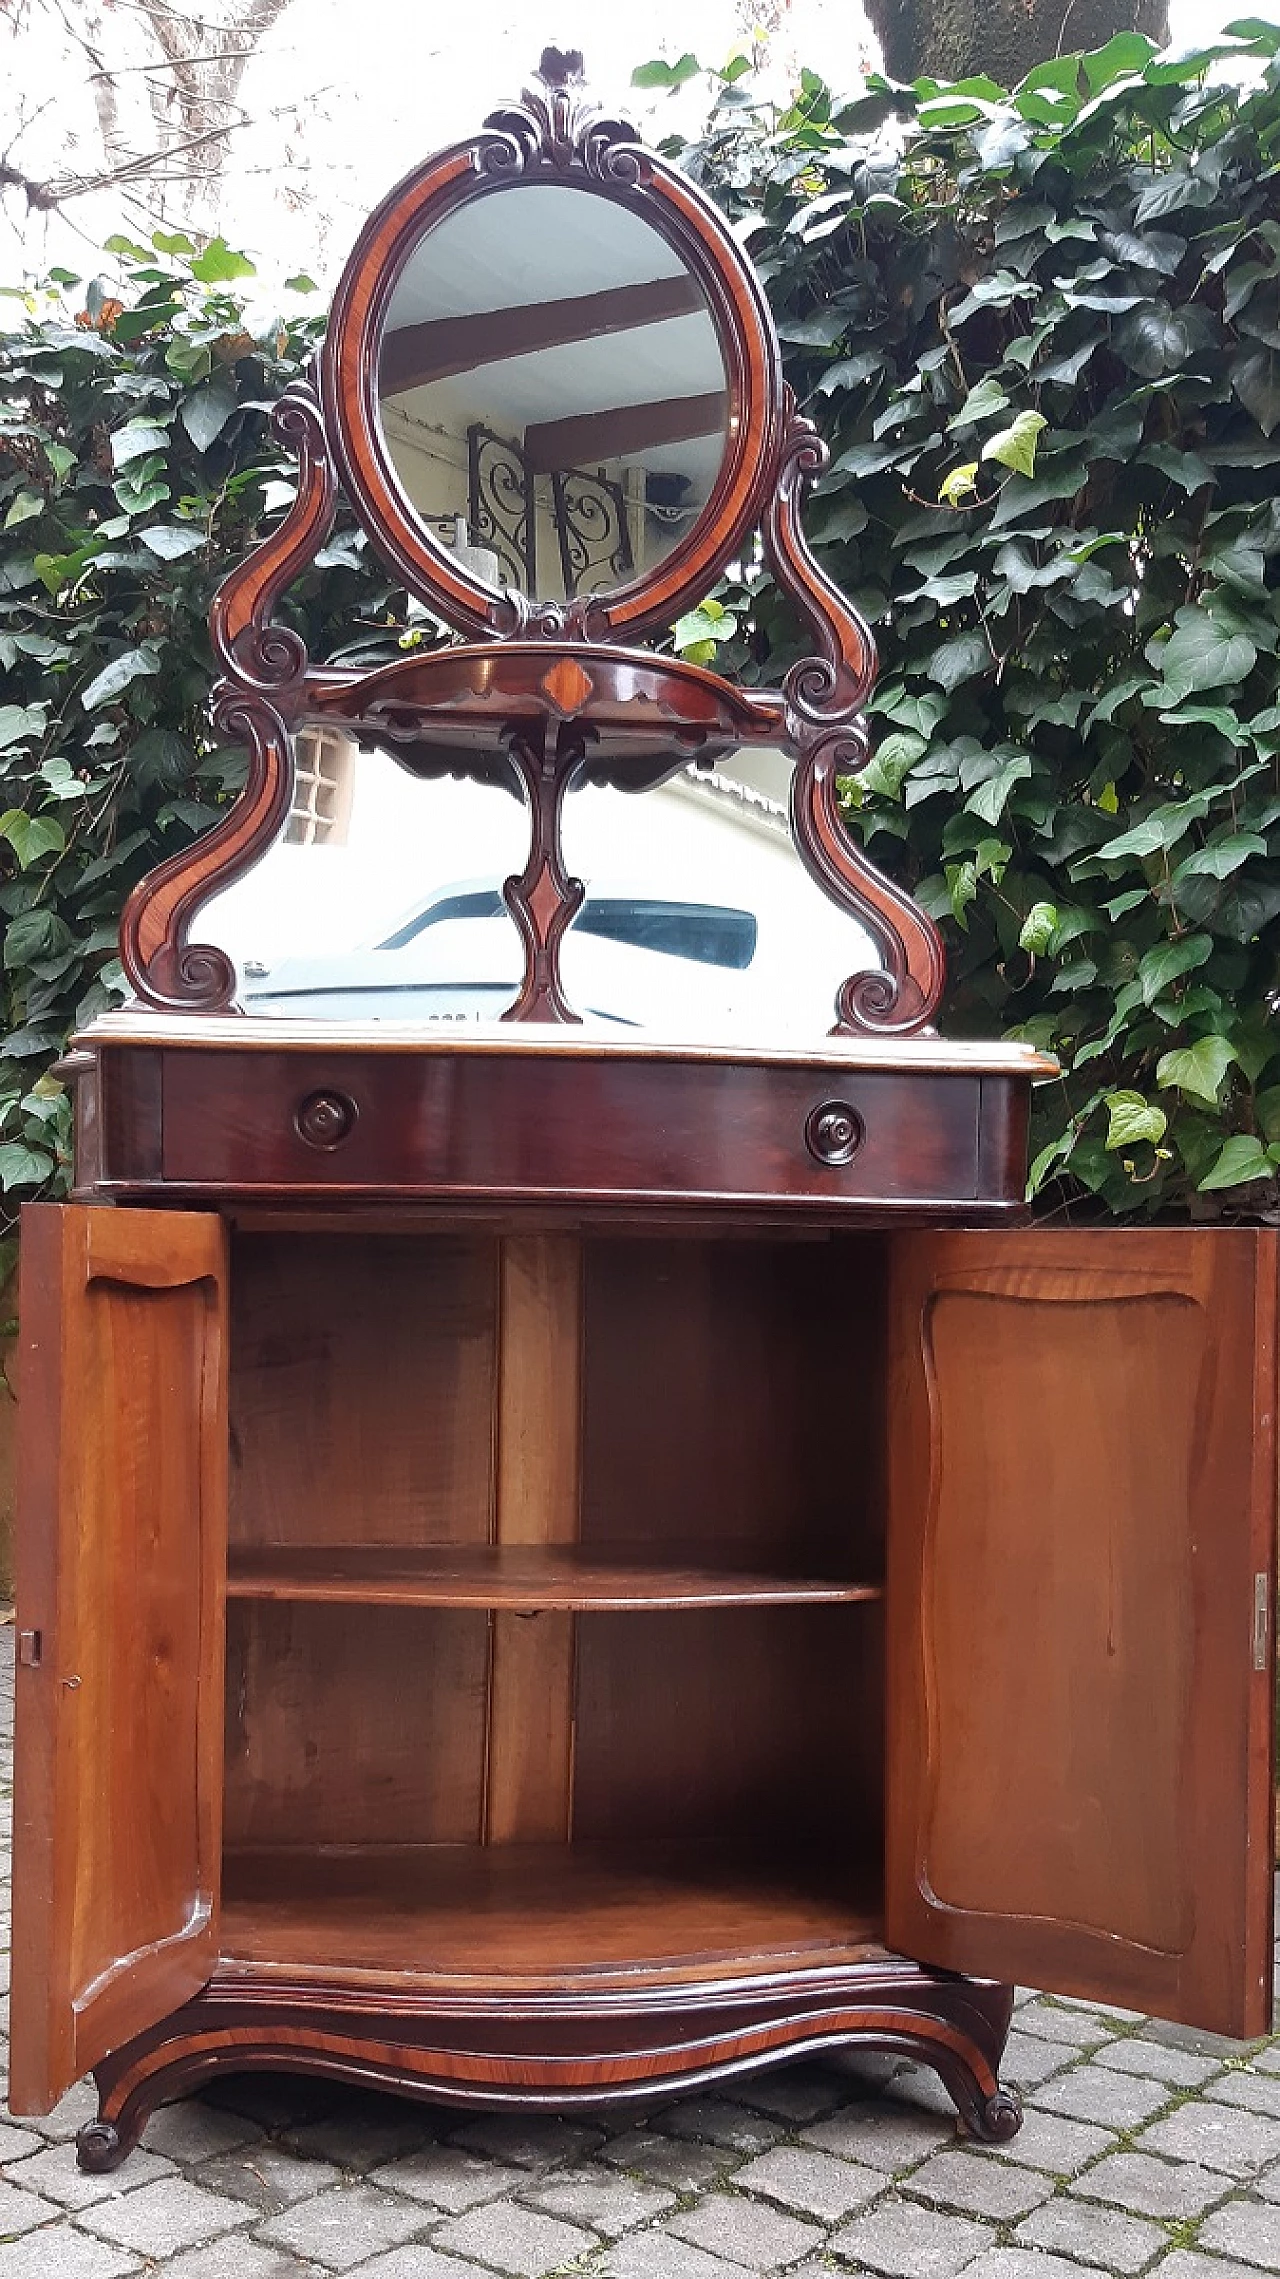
xmin=974 ymin=2086 xmax=1022 ymax=2142
xmin=76 ymin=2120 xmax=124 ymax=2173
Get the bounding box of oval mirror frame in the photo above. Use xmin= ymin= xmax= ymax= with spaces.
xmin=116 ymin=49 xmax=950 ymax=1042
xmin=320 ymin=61 xmax=783 ymax=642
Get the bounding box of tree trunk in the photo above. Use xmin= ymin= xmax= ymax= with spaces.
xmin=867 ymin=0 xmax=1169 ymax=86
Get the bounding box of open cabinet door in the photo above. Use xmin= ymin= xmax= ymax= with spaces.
xmin=886 ymin=1230 xmax=1276 ymax=2038
xmin=11 ymin=1205 xmax=228 ymax=2114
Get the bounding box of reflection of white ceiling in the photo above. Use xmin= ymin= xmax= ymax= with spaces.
xmin=393 ymin=310 xmax=723 ymax=447
xmin=385 ymin=183 xmax=688 ymax=325
xmin=379 ymin=181 xmax=726 ymax=498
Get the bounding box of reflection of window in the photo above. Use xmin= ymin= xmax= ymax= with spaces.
xmin=285 ymin=728 xmax=355 ymax=847
xmin=377 ymin=889 xmax=757 ymax=970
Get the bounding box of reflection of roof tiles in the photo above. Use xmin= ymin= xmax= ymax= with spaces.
xmin=673 ymin=762 xmax=790 ymax=837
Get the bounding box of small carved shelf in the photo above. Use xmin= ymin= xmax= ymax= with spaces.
xmin=226 ymin=1542 xmax=882 ymax=1610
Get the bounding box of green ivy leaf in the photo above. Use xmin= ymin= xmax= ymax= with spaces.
xmin=139 ymin=524 xmax=206 ymax=560
xmin=80 ymin=644 xmax=160 ymax=710
xmin=938 ymin=461 xmax=980 ymax=504
xmin=188 ymin=237 xmax=256 ymax=285
xmin=1114 ymin=303 xmax=1194 ymax=377
xmin=1105 ymin=1090 xmax=1168 ymax=1149
xmin=1138 ymin=932 xmax=1214 ymax=1004
xmin=3 ymin=909 xmax=70 ymax=971
xmin=927 ymin=631 xmax=989 ymax=689
xmin=180 ymin=380 xmax=238 ymax=453
xmin=3 ymin=490 xmax=42 ymax=529
xmin=1256 ymin=1086 xmax=1280 ymax=1143
xmin=981 ymin=411 xmax=1047 ymax=477
xmin=1156 ymin=1036 xmax=1238 ymax=1105
xmin=0 ymin=1142 xmax=55 ymax=1191
xmin=673 ymin=604 xmax=736 ymax=653
xmin=1150 ymin=608 xmax=1258 ymax=697
xmin=1232 ymin=346 xmax=1280 ymax=436
xmin=1156 ymin=705 xmax=1249 ymax=744
xmin=966 ymin=755 xmax=1032 ymax=823
xmin=1198 ymin=1134 xmax=1279 ymax=1189
xmin=1133 ymin=172 xmax=1216 ymax=226
xmin=1095 ymin=800 xmax=1209 ymax=862
xmin=0 ymin=704 xmax=47 ymax=750
xmin=949 ymin=863 xmax=982 ymax=927
xmin=631 ymin=52 xmax=701 ymax=87
xmin=1173 ymin=832 xmax=1267 ymax=880
xmin=1019 ymin=901 xmax=1059 ymax=953
xmin=110 ymin=418 xmax=169 ymax=469
xmin=948 ymin=379 xmax=1011 ymax=429
xmin=863 ymin=730 xmax=926 ymax=797
xmin=0 ymin=812 xmax=66 ymax=869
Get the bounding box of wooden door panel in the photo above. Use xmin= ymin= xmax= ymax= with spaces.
xmin=886 ymin=1230 xmax=1276 ymax=2037
xmin=12 ymin=1205 xmax=228 ymax=2114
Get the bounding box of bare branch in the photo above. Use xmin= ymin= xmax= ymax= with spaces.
xmin=84 ymin=49 xmax=276 ymax=76
xmin=6 ymin=0 xmax=301 ymax=225
xmin=0 ymin=117 xmax=239 ymax=209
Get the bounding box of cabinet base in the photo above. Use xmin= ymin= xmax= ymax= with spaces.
xmin=77 ymin=1958 xmax=1020 ymax=2170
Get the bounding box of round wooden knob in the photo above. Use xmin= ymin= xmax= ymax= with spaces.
xmin=805 ymin=1100 xmax=863 ymax=1167
xmin=295 ymin=1089 xmax=358 ymax=1150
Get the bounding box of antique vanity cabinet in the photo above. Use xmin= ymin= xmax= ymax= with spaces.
xmin=11 ymin=54 xmax=1278 ymax=2173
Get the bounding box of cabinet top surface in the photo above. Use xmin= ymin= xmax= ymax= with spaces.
xmin=76 ymin=1009 xmax=1058 ymax=1080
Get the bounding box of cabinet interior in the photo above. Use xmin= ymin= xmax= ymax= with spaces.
xmin=221 ymin=1225 xmax=887 ymax=1983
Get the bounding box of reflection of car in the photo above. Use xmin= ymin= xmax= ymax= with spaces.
xmin=241 ymin=881 xmax=762 ymax=1033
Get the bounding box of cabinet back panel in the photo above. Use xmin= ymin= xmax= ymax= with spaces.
xmin=223 ymin=1602 xmax=489 ymax=1849
xmin=572 ymin=1604 xmax=882 ymax=1853
xmin=228 ymin=1233 xmax=499 ymax=1549
xmin=580 ymin=1236 xmax=883 ymax=1573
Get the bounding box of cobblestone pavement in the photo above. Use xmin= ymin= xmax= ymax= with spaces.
xmin=4 ymin=1633 xmax=1280 ymax=2279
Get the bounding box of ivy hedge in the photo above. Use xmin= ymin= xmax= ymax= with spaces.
xmin=668 ymin=24 xmax=1280 ymax=1215
xmin=4 ymin=26 xmax=1280 ymax=1231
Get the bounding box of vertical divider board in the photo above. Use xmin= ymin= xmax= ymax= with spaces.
xmin=485 ymin=1235 xmax=584 ymax=1844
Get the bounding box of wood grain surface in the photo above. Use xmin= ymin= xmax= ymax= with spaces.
xmin=886 ymin=1226 xmax=1278 ymax=2037
xmin=11 ymin=1205 xmax=227 ymax=2114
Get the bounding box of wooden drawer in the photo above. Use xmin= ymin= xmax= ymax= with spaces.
xmin=100 ymin=1046 xmax=1022 ymax=1212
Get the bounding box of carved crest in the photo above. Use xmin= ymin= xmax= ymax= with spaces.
xmin=480 ymin=47 xmax=644 ymax=181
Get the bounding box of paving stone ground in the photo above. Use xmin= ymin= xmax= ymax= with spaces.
xmin=3 ymin=1625 xmax=1280 ymax=2278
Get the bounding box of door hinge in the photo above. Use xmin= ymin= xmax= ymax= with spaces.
xmin=1253 ymin=1574 xmax=1270 ymax=1672
xmin=16 ymin=1629 xmax=42 ymax=1669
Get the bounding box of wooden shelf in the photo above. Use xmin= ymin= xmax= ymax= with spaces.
xmin=226 ymin=1542 xmax=883 ymax=1612
xmin=220 ymin=1840 xmax=885 ymax=1982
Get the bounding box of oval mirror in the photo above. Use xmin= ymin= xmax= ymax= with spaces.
xmin=376 ymin=182 xmax=730 ymax=605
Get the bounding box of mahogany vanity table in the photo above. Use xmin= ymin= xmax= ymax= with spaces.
xmin=11 ymin=54 xmax=1276 ymax=2173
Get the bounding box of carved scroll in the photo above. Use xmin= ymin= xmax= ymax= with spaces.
xmin=764 ymin=391 xmax=945 ymax=1037
xmin=791 ymin=730 xmax=946 ymax=1038
xmin=119 ymin=384 xmax=336 ymax=1012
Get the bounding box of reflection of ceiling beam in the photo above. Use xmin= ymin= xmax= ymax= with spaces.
xmin=380 ymin=274 xmax=704 ymax=395
xmin=523 ymin=391 xmax=727 ymax=476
